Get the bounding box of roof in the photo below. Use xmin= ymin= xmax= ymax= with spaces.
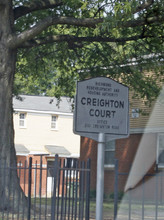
xmin=13 ymin=95 xmax=73 ymax=114
xmin=15 ymin=144 xmax=30 ymax=156
xmin=45 ymin=145 xmax=71 ymax=156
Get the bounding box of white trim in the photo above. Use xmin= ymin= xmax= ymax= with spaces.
xmin=50 ymin=128 xmax=58 ymax=131
xmin=29 ymin=151 xmax=49 ymax=155
xmin=69 ymin=153 xmax=80 ymax=158
xmin=18 ymin=151 xmax=79 ymax=158
xmin=104 ymin=165 xmax=115 ymax=169
xmin=130 ymin=127 xmax=164 ymax=134
xmin=14 ymin=108 xmax=73 ymax=116
xmin=157 ymin=165 xmax=164 ymax=169
xmin=46 ymin=153 xmax=80 ymax=158
xmin=46 ymin=158 xmax=55 ymax=161
xmin=157 ymin=133 xmax=164 ymax=167
xmin=157 ymin=134 xmax=160 ymax=165
xmin=16 ymin=153 xmax=29 ymax=156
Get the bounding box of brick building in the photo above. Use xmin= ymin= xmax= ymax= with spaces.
xmin=13 ymin=95 xmax=80 ymax=196
xmin=80 ymin=86 xmax=164 ymax=196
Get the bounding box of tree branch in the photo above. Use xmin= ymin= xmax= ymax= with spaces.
xmin=93 ymin=3 xmax=111 ymax=17
xmin=8 ymin=16 xmax=103 ymax=49
xmin=14 ymin=0 xmax=63 ymax=20
xmin=134 ymin=0 xmax=154 ymax=14
xmin=123 ymin=14 xmax=164 ymax=28
xmin=8 ymin=12 xmax=164 ymax=49
xmin=17 ymin=34 xmax=162 ymax=49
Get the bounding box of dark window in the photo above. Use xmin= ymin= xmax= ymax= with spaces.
xmin=104 ymin=140 xmax=115 ymax=166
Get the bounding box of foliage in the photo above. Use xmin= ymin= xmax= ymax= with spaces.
xmin=105 ymin=191 xmax=124 ymax=201
xmin=12 ymin=0 xmax=164 ymax=102
xmin=90 ymin=189 xmax=97 ymax=199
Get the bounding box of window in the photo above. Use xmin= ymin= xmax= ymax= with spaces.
xmin=131 ymin=108 xmax=140 ymax=118
xmin=65 ymin=158 xmax=78 ymax=168
xmin=19 ymin=113 xmax=26 ymax=128
xmin=104 ymin=140 xmax=115 ymax=167
xmin=65 ymin=158 xmax=78 ymax=178
xmin=47 ymin=161 xmax=54 ymax=177
xmin=51 ymin=115 xmax=57 ymax=130
xmin=157 ymin=134 xmax=164 ymax=167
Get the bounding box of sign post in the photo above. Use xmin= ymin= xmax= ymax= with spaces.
xmin=96 ymin=133 xmax=105 ymax=220
xmin=73 ymin=77 xmax=129 ymax=220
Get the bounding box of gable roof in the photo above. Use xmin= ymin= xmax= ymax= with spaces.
xmin=45 ymin=145 xmax=70 ymax=156
xmin=13 ymin=95 xmax=73 ymax=114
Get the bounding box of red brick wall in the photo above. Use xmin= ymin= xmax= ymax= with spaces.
xmin=80 ymin=137 xmax=97 ymax=190
xmin=80 ymin=133 xmax=157 ymax=196
xmin=16 ymin=155 xmax=70 ymax=197
xmin=17 ymin=155 xmax=29 ymax=195
xmin=17 ymin=155 xmax=48 ymax=196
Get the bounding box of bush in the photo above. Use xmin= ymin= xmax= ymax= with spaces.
xmin=90 ymin=190 xmax=96 ymax=199
xmin=104 ymin=191 xmax=124 ymax=201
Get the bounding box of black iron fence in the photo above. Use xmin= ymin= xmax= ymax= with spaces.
xmin=0 ymin=155 xmax=91 ymax=220
xmin=114 ymin=159 xmax=164 ymax=220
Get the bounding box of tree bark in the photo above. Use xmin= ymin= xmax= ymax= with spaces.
xmin=0 ymin=0 xmax=27 ymax=212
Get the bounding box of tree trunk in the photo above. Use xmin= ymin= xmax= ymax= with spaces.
xmin=0 ymin=0 xmax=27 ymax=212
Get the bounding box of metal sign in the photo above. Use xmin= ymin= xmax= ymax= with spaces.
xmin=73 ymin=77 xmax=129 ymax=220
xmin=74 ymin=77 xmax=129 ymax=141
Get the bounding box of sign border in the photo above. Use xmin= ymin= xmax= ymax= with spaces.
xmin=73 ymin=77 xmax=129 ymax=140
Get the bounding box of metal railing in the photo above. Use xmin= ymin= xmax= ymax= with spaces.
xmin=0 ymin=155 xmax=91 ymax=220
xmin=114 ymin=159 xmax=164 ymax=220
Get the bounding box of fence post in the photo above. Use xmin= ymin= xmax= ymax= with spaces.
xmin=51 ymin=154 xmax=59 ymax=220
xmin=79 ymin=161 xmax=85 ymax=219
xmin=114 ymin=159 xmax=118 ymax=220
xmin=142 ymin=176 xmax=145 ymax=220
xmin=39 ymin=155 xmax=43 ymax=220
xmin=27 ymin=157 xmax=32 ymax=220
xmin=61 ymin=159 xmax=66 ymax=219
xmin=85 ymin=158 xmax=91 ymax=220
xmin=155 ymin=164 xmax=159 ymax=220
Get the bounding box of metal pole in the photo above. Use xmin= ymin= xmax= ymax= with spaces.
xmin=86 ymin=158 xmax=91 ymax=220
xmin=34 ymin=163 xmax=36 ymax=197
xmin=96 ymin=133 xmax=105 ymax=220
xmin=114 ymin=159 xmax=118 ymax=220
xmin=27 ymin=157 xmax=32 ymax=220
xmin=51 ymin=154 xmax=58 ymax=220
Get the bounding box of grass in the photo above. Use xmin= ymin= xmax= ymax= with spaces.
xmin=1 ymin=198 xmax=164 ymax=220
xmin=29 ymin=197 xmax=164 ymax=219
xmin=30 ymin=197 xmax=115 ymax=219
